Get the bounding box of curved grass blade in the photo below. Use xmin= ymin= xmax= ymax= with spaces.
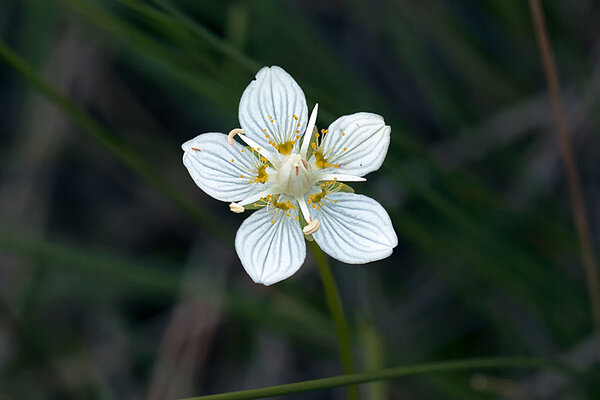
xmin=180 ymin=357 xmax=544 ymax=400
xmin=0 ymin=222 xmax=337 ymax=350
xmin=0 ymin=37 xmax=230 ymax=242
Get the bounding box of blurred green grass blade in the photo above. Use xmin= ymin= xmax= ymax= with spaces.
xmin=135 ymin=0 xmax=342 ymax=121
xmin=0 ymin=222 xmax=337 ymax=349
xmin=59 ymin=0 xmax=238 ymax=113
xmin=53 ymin=0 xmax=586 ymax=335
xmin=0 ymin=27 xmax=340 ymax=353
xmin=0 ymin=223 xmax=179 ymax=295
xmin=388 ymin=164 xmax=584 ymax=311
xmin=181 ymin=357 xmax=544 ymax=400
xmin=358 ymin=316 xmax=388 ymax=400
xmin=391 ymin=204 xmax=584 ymax=344
xmin=115 ymin=0 xmax=227 ymax=77
xmin=44 ymin=0 xmax=587 ymax=345
xmin=55 ymin=0 xmax=584 ymax=338
xmin=408 ymin=2 xmax=521 ymax=101
xmin=0 ymin=36 xmax=230 ymax=242
xmin=147 ymin=0 xmax=260 ymax=72
xmin=116 ymin=0 xmax=200 ymax=45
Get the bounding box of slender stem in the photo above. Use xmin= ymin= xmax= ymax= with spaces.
xmin=309 ymin=240 xmax=360 ymax=400
xmin=528 ymin=0 xmax=600 ymax=351
xmin=180 ymin=356 xmax=544 ymax=400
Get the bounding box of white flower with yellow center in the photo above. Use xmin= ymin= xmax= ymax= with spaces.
xmin=182 ymin=66 xmax=397 ymax=285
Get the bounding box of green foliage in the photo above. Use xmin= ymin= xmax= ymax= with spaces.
xmin=1 ymin=0 xmax=599 ymax=399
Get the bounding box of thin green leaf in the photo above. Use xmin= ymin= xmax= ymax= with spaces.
xmin=0 ymin=36 xmax=230 ymax=242
xmin=181 ymin=357 xmax=545 ymax=400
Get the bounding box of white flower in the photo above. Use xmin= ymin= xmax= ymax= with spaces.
xmin=182 ymin=66 xmax=398 ymax=285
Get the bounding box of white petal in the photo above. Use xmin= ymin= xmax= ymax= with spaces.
xmin=235 ymin=206 xmax=306 ymax=285
xmin=316 ymin=112 xmax=391 ymax=177
xmin=238 ymin=66 xmax=308 ymax=155
xmin=311 ymin=193 xmax=397 ymax=264
xmin=182 ymin=132 xmax=271 ymax=202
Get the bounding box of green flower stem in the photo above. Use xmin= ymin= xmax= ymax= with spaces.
xmin=309 ymin=240 xmax=360 ymax=400
xmin=180 ymin=356 xmax=544 ymax=400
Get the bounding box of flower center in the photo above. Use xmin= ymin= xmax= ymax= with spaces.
xmin=276 ymin=154 xmax=313 ymax=197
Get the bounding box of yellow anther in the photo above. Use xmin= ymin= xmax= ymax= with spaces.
xmin=343 ymin=147 xmax=347 ymax=151
xmin=341 ymin=132 xmax=345 ymax=136
xmin=227 ymin=128 xmax=244 ymax=145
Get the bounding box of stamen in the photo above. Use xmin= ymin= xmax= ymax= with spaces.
xmin=237 ymin=187 xmax=280 ymax=207
xmin=229 ymin=202 xmax=245 ymax=213
xmin=296 ymin=197 xmax=312 ymax=223
xmin=317 ymin=173 xmax=366 ymax=182
xmin=300 ymin=103 xmax=319 ymax=159
xmin=237 ymin=132 xmax=280 ymax=168
xmin=303 ymin=219 xmax=320 ymax=235
xmin=227 ymin=128 xmax=244 ymax=145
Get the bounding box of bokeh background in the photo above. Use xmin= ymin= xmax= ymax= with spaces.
xmin=1 ymin=0 xmax=600 ymax=399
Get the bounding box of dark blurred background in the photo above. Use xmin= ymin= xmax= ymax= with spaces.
xmin=1 ymin=0 xmax=600 ymax=399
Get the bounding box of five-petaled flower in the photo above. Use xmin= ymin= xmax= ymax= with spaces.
xmin=182 ymin=66 xmax=397 ymax=285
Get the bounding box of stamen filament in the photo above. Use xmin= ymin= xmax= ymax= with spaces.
xmin=238 ymin=187 xmax=280 ymax=207
xmin=237 ymin=132 xmax=281 ymax=168
xmin=317 ymin=173 xmax=366 ymax=182
xmin=300 ymin=103 xmax=319 ymax=159
xmin=227 ymin=128 xmax=244 ymax=145
xmin=296 ymin=196 xmax=312 ymax=223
